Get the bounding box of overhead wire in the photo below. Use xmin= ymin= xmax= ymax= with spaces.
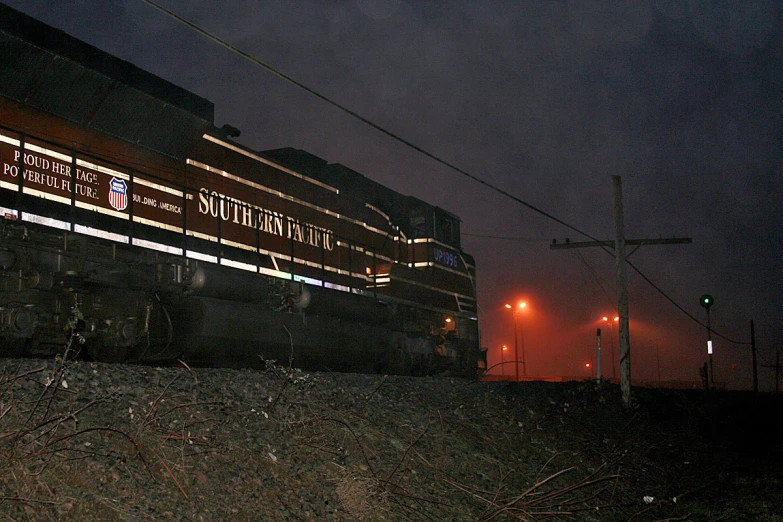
xmin=461 ymin=233 xmax=544 ymax=242
xmin=572 ymin=249 xmax=617 ymax=313
xmin=141 ymin=0 xmax=751 ymax=347
xmin=626 ymin=258 xmax=752 ymax=346
xmin=567 ymin=244 xmax=750 ymax=346
xmin=140 ymin=0 xmax=603 ymax=245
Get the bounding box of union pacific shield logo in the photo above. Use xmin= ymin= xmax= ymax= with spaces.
xmin=108 ymin=177 xmax=128 ymax=211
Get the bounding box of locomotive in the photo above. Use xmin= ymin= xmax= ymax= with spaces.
xmin=0 ymin=4 xmax=483 ymax=376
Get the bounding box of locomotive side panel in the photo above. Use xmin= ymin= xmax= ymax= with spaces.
xmin=0 ymin=117 xmax=481 ymax=375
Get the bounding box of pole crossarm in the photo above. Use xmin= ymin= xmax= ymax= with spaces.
xmin=550 ymin=237 xmax=692 ymax=250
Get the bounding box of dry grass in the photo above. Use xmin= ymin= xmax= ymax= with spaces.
xmin=335 ymin=469 xmax=390 ymax=521
xmin=2 ymin=353 xmax=780 ymax=521
xmin=0 ymin=343 xmax=226 ymax=519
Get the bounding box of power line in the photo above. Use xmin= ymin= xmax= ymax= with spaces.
xmin=462 ymin=233 xmax=544 ymax=242
xmin=572 ymin=249 xmax=617 ymax=312
xmin=626 ymin=258 xmax=751 ymax=346
xmin=553 ymin=235 xmax=752 ymax=346
xmin=567 ymin=245 xmax=749 ymax=347
xmin=141 ymin=0 xmax=603 ymax=245
xmin=141 ymin=1 xmax=751 ymax=348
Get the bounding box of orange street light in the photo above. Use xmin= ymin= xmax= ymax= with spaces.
xmin=501 ymin=344 xmax=508 ymax=377
xmin=504 ymin=301 xmax=529 ymax=380
xmin=601 ymin=315 xmax=619 ymax=380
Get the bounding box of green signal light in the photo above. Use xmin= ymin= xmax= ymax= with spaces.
xmin=700 ymin=294 xmax=714 ymax=309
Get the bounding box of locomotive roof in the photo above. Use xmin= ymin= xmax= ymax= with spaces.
xmin=0 ymin=2 xmax=214 ymax=159
xmin=262 ymin=147 xmax=463 ymax=248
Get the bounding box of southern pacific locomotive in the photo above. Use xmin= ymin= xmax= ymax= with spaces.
xmin=0 ymin=4 xmax=482 ymax=375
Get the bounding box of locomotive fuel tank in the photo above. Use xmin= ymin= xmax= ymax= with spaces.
xmin=175 ymin=296 xmax=396 ymax=373
xmin=184 ymin=264 xmax=269 ymax=303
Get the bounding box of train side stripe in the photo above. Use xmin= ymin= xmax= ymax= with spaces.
xmin=186 ymin=158 xmax=395 ymax=239
xmin=202 ymin=134 xmax=339 ymax=193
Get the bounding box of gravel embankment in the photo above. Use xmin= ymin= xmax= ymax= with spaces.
xmin=1 ymin=357 xmax=781 ymax=521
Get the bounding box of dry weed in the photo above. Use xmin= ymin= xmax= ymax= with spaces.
xmin=335 ymin=469 xmax=389 ymax=521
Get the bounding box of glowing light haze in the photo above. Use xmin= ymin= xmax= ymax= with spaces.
xmin=5 ymin=0 xmax=781 ymax=390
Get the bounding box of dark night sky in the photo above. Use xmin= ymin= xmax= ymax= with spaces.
xmin=6 ymin=0 xmax=783 ymax=390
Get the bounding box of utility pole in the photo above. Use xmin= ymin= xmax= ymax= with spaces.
xmin=551 ymin=176 xmax=692 ymax=407
xmin=751 ymin=320 xmax=758 ymax=393
xmin=700 ymin=295 xmax=714 ymax=389
xmin=514 ymin=313 xmax=520 ymax=381
xmin=613 ymin=176 xmax=632 ymax=406
xmin=596 ymin=328 xmax=602 ymax=384
xmin=762 ymin=350 xmax=781 ymax=393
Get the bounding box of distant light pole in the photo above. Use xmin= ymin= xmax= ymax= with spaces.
xmin=501 ymin=344 xmax=508 ymax=377
xmin=505 ymin=302 xmax=527 ymax=381
xmin=596 ymin=328 xmax=602 ymax=384
xmin=602 ymin=316 xmax=619 ymax=381
xmin=700 ymin=295 xmax=714 ymax=388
